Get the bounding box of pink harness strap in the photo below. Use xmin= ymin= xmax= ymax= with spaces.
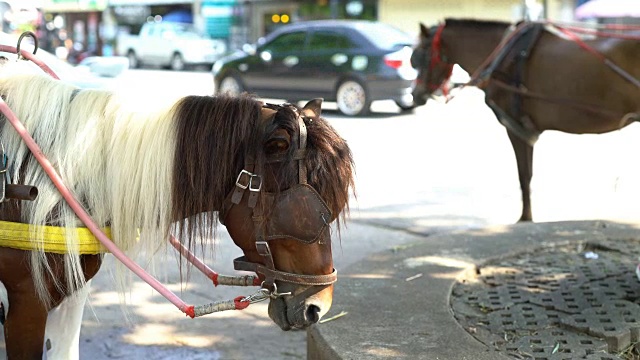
xmin=168 ymin=235 xmax=260 ymax=287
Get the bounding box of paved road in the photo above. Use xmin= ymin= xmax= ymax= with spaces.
xmin=4 ymin=68 xmax=640 ymax=359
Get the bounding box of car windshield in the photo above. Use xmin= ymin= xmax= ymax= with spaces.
xmin=355 ymin=22 xmax=415 ymax=50
xmin=172 ymin=23 xmax=209 ymax=39
xmin=262 ymin=31 xmax=306 ymax=53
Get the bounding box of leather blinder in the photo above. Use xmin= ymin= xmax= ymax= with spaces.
xmin=261 ymin=184 xmax=331 ymax=244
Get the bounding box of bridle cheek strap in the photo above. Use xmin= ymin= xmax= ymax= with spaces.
xmin=297 ymin=114 xmax=308 ymax=185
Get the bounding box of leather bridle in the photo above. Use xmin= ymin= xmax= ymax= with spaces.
xmin=219 ymin=103 xmax=337 ymax=297
xmin=412 ymin=23 xmax=454 ymax=97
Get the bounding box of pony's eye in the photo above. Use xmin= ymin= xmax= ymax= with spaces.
xmin=265 ymin=137 xmax=290 ymax=155
xmin=264 ymin=128 xmax=291 ymax=156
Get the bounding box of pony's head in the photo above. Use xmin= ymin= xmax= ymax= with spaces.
xmin=171 ymin=95 xmax=354 ymax=330
xmin=411 ymin=22 xmax=454 ymax=105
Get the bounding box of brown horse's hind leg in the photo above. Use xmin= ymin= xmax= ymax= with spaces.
xmin=507 ymin=130 xmax=534 ymax=222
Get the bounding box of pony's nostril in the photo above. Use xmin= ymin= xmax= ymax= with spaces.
xmin=306 ymin=305 xmax=321 ymax=323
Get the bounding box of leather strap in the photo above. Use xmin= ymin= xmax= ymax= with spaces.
xmin=231 ymin=169 xmax=251 ymax=205
xmin=233 ymin=256 xmax=337 ymax=286
xmin=297 ymin=115 xmax=308 ymax=185
xmin=255 ymin=241 xmax=274 ymax=267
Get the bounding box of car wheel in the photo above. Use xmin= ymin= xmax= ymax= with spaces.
xmin=217 ymin=75 xmax=244 ymax=96
xmin=395 ymin=100 xmax=416 ymax=112
xmin=336 ymin=80 xmax=370 ymax=116
xmin=170 ymin=53 xmax=185 ymax=71
xmin=127 ymin=50 xmax=139 ymax=69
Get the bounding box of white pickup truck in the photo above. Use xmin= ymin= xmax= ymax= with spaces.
xmin=117 ymin=22 xmax=227 ymax=71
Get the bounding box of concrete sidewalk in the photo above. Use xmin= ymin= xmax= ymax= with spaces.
xmin=308 ymin=220 xmax=640 ymax=360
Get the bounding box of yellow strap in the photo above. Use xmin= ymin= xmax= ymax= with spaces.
xmin=0 ymin=220 xmax=110 ymax=254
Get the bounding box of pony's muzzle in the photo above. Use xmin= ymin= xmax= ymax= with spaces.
xmin=268 ymin=282 xmax=333 ymax=330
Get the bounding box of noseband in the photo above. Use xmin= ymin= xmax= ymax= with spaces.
xmin=220 ymin=104 xmax=337 ymax=296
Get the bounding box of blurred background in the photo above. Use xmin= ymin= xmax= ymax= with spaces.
xmin=2 ymin=1 xmax=640 ymax=359
xmin=0 ymin=0 xmax=622 ymax=69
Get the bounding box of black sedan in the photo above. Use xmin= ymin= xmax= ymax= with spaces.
xmin=212 ymin=20 xmax=417 ymax=116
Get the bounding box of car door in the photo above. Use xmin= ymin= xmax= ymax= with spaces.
xmin=242 ymin=30 xmax=307 ymax=98
xmin=301 ymin=29 xmax=358 ymax=96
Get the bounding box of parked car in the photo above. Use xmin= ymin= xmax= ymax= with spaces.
xmin=212 ymin=20 xmax=417 ymax=116
xmin=118 ymin=21 xmax=227 ymax=71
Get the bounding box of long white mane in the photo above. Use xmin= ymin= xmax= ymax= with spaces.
xmin=0 ymin=61 xmax=179 ymax=303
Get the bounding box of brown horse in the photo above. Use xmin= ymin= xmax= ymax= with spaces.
xmin=0 ymin=60 xmax=354 ymax=359
xmin=411 ymin=18 xmax=640 ymax=221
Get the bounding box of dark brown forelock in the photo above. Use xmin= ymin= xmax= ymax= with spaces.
xmin=171 ymin=93 xmax=263 ymax=247
xmin=309 ymin=117 xmax=356 ymax=228
xmin=286 ymin=105 xmax=356 ymax=227
xmin=261 ymin=104 xmax=355 ymax=222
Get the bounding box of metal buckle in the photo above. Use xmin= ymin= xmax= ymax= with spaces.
xmin=235 ymin=170 xmax=262 ymax=192
xmin=235 ymin=169 xmax=253 ymax=190
xmin=255 ymin=241 xmax=270 ymax=256
xmin=269 ymin=282 xmax=292 ymax=298
xmin=249 ymin=174 xmax=262 ymax=192
xmin=260 ymin=281 xmax=291 ymax=299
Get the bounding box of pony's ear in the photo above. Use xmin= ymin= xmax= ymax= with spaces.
xmin=302 ymin=98 xmax=323 ymax=118
xmin=420 ymin=23 xmax=430 ymax=38
xmin=265 ymin=129 xmax=291 ymax=155
xmin=260 ymin=107 xmax=277 ymax=122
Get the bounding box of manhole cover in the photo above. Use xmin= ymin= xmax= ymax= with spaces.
xmin=451 ymin=239 xmax=640 ymax=359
